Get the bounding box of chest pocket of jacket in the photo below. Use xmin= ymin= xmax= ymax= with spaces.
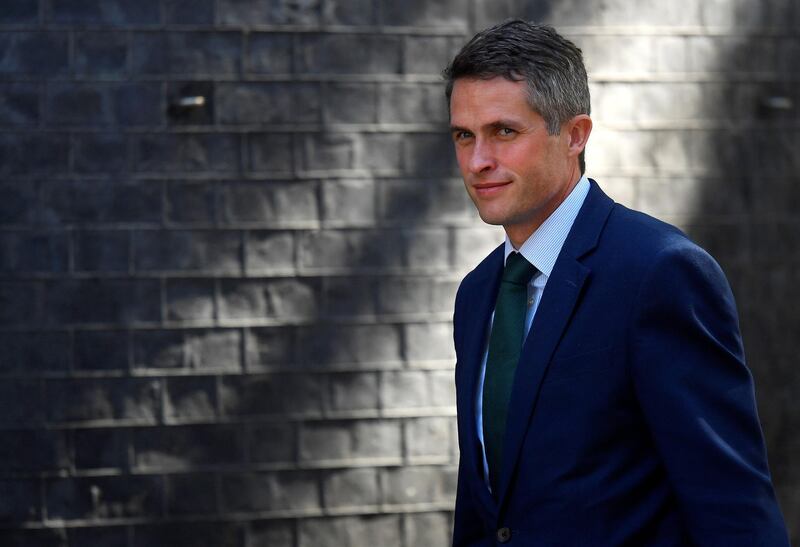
xmin=543 ymin=347 xmax=614 ymax=384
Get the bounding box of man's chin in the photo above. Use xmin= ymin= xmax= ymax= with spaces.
xmin=476 ymin=209 xmax=510 ymax=226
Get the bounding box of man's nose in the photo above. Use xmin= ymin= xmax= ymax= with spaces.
xmin=468 ymin=140 xmax=497 ymax=174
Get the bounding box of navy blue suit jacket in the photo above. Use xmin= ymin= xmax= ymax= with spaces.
xmin=452 ymin=181 xmax=789 ymax=546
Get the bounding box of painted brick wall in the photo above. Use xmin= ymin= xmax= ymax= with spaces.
xmin=0 ymin=0 xmax=797 ymax=545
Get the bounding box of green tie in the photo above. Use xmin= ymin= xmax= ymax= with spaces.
xmin=483 ymin=252 xmax=537 ymax=496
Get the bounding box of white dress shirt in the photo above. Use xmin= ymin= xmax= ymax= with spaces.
xmin=475 ymin=175 xmax=591 ymax=489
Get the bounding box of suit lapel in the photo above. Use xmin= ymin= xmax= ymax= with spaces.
xmin=457 ymin=244 xmax=504 ymax=512
xmin=496 ymin=180 xmax=615 ymax=505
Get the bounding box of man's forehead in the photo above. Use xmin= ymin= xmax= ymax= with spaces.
xmin=449 ymin=77 xmax=539 ymax=125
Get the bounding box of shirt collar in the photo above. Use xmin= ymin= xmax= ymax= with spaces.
xmin=503 ymin=174 xmax=591 ymax=277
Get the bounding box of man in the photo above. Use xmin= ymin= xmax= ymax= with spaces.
xmin=445 ymin=20 xmax=789 ymax=546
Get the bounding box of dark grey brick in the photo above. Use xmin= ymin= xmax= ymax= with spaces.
xmin=0 ymin=32 xmax=69 ymax=75
xmin=67 ymin=527 xmax=128 ymax=547
xmin=404 ymin=132 xmax=458 ymax=175
xmin=0 ymin=479 xmax=41 ymax=522
xmin=295 ymin=34 xmax=401 ymax=74
xmin=133 ymin=425 xmax=242 ymax=469
xmin=219 ymin=278 xmax=318 ymax=321
xmin=245 ymin=326 xmax=296 ymax=369
xmin=323 ymin=83 xmax=377 ymax=124
xmin=0 ymin=281 xmax=40 ymax=326
xmin=0 ymin=379 xmax=44 ymax=425
xmin=219 ymin=180 xmax=319 ymax=225
xmin=133 ymin=329 xmax=241 ymax=370
xmin=301 ymin=323 xmax=403 ymax=371
xmin=220 ymin=471 xmax=320 ymax=513
xmin=379 ymin=0 xmax=468 ymax=28
xmin=47 ymin=378 xmax=161 ymax=423
xmin=166 ymin=181 xmax=217 ymax=224
xmin=329 ymin=372 xmax=379 ymax=412
xmin=40 ymin=180 xmax=161 ymax=225
xmin=322 ymin=276 xmax=376 ymax=317
xmin=48 ymin=0 xmax=160 ymax=24
xmin=322 ymin=468 xmax=379 ymax=509
xmin=380 ymin=177 xmax=472 ymax=222
xmin=74 ymin=428 xmax=129 ymax=469
xmin=0 ymin=0 xmax=39 ymax=24
xmin=297 ymin=229 xmax=404 ymax=270
xmin=220 ymin=374 xmax=326 ymax=418
xmin=133 ymin=522 xmax=243 ymax=547
xmin=46 ymin=475 xmax=162 ymax=520
xmin=359 ymin=133 xmax=404 ymax=171
xmin=298 ymin=420 xmax=401 ymax=463
xmin=42 ymin=279 xmax=160 ymax=325
xmin=0 ymin=134 xmax=69 ymax=175
xmin=113 ymin=83 xmax=163 ymax=126
xmin=74 ymin=330 xmax=130 ymax=370
xmin=247 ymin=33 xmax=293 ymax=74
xmin=0 ymin=528 xmax=67 ymax=547
xmin=165 ymin=376 xmax=217 ymax=420
xmin=73 ymin=133 xmax=129 ymax=173
xmin=131 ymin=32 xmax=241 ymax=75
xmin=0 ymin=84 xmax=39 ymax=125
xmin=248 ymin=133 xmax=293 ymax=173
xmin=75 ymin=32 xmax=128 ymax=76
xmin=47 ymin=83 xmax=161 ymax=126
xmin=133 ymin=231 xmax=242 ymax=273
xmin=166 ymin=279 xmax=215 ymax=321
xmin=166 ymin=473 xmax=217 ymax=515
xmin=0 ymin=231 xmax=69 ymax=273
xmin=218 ymin=0 xmax=320 ymax=25
xmin=74 ymin=230 xmax=130 ymax=272
xmin=323 ymin=0 xmax=374 ymax=25
xmin=378 ymin=83 xmax=448 ymax=124
xmin=134 ymin=133 xmax=240 ymax=173
xmin=299 ymin=133 xmax=355 ymax=171
xmin=404 ymin=512 xmax=452 ymax=547
xmin=382 ymin=465 xmax=456 ymax=505
xmin=0 ymin=430 xmax=69 ymax=472
xmin=132 ymin=330 xmax=192 ymax=369
xmin=245 ymin=230 xmax=295 ymax=274
xmin=165 ymin=0 xmax=215 ymax=24
xmin=405 ymin=417 xmax=452 ymax=460
xmin=298 ymin=515 xmax=401 ymax=547
xmin=216 ymin=82 xmax=321 ymax=125
xmin=248 ymin=521 xmax=295 ymax=547
xmin=248 ymin=422 xmax=294 ymax=463
xmin=0 ymin=331 xmax=70 ymax=373
xmin=0 ymin=182 xmax=37 ymax=225
xmin=322 ymin=179 xmax=376 ymax=226
xmin=404 ymin=35 xmax=462 ymax=75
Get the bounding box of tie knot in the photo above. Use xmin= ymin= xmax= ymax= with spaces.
xmin=503 ymin=252 xmax=537 ymax=285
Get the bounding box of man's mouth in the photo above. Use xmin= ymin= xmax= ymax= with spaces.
xmin=472 ymin=181 xmax=511 ymax=196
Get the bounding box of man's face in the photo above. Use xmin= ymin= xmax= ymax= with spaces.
xmin=449 ymin=77 xmax=579 ymax=246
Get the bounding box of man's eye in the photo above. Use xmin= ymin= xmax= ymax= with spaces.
xmin=454 ymin=131 xmax=473 ymax=141
xmin=498 ymin=127 xmax=516 ymax=136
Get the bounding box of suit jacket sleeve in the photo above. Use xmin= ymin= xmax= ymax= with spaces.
xmin=629 ymin=243 xmax=789 ymax=546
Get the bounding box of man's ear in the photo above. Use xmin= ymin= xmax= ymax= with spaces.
xmin=565 ymin=114 xmax=592 ymax=158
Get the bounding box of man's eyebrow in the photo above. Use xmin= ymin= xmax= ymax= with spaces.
xmin=490 ymin=118 xmax=525 ymax=129
xmin=449 ymin=119 xmax=525 ymax=133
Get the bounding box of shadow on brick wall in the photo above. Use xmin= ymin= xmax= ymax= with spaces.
xmin=685 ymin=0 xmax=800 ymax=539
